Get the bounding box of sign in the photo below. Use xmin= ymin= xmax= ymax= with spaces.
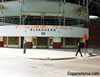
xmin=41 ymin=32 xmax=45 ymax=35
xmin=83 ymin=34 xmax=88 ymax=40
xmin=16 ymin=25 xmax=73 ymax=30
xmin=0 ymin=25 xmax=88 ymax=37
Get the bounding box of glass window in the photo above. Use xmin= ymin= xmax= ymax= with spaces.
xmin=65 ymin=38 xmax=79 ymax=45
xmin=8 ymin=37 xmax=19 ymax=45
xmin=37 ymin=37 xmax=48 ymax=45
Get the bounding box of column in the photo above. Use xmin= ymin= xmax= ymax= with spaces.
xmin=62 ymin=38 xmax=65 ymax=48
xmin=0 ymin=37 xmax=4 ymax=47
xmin=48 ymin=37 xmax=53 ymax=49
xmin=33 ymin=37 xmax=37 ymax=48
xmin=19 ymin=37 xmax=21 ymax=48
xmin=24 ymin=36 xmax=32 ymax=48
xmin=7 ymin=37 xmax=8 ymax=47
xmin=53 ymin=37 xmax=61 ymax=48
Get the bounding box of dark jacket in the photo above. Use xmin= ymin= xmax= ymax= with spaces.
xmin=24 ymin=42 xmax=27 ymax=48
xmin=78 ymin=45 xmax=81 ymax=51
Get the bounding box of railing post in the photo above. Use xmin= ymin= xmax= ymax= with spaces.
xmin=63 ymin=0 xmax=66 ymax=26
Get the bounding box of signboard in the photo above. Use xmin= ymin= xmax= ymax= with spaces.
xmin=83 ymin=34 xmax=88 ymax=40
xmin=0 ymin=25 xmax=88 ymax=38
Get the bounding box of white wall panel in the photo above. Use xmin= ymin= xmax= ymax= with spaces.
xmin=24 ymin=36 xmax=32 ymax=42
xmin=0 ymin=25 xmax=89 ymax=38
xmin=53 ymin=37 xmax=61 ymax=42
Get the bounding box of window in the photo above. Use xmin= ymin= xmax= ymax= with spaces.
xmin=65 ymin=38 xmax=79 ymax=45
xmin=8 ymin=37 xmax=19 ymax=45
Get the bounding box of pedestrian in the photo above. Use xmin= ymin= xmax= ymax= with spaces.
xmin=75 ymin=42 xmax=83 ymax=57
xmin=23 ymin=40 xmax=27 ymax=54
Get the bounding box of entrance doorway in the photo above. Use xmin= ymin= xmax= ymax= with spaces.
xmin=21 ymin=37 xmax=24 ymax=48
xmin=37 ymin=37 xmax=48 ymax=48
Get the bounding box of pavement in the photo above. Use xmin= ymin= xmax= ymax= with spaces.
xmin=0 ymin=48 xmax=100 ymax=77
xmin=0 ymin=47 xmax=99 ymax=60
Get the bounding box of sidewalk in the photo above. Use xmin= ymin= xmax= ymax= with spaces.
xmin=0 ymin=48 xmax=98 ymax=60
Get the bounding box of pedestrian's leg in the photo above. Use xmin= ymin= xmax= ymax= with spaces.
xmin=25 ymin=48 xmax=26 ymax=54
xmin=79 ymin=51 xmax=83 ymax=57
xmin=75 ymin=50 xmax=79 ymax=56
xmin=23 ymin=48 xmax=25 ymax=54
xmin=24 ymin=48 xmax=26 ymax=54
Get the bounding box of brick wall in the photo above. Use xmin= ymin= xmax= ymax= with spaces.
xmin=85 ymin=24 xmax=100 ymax=47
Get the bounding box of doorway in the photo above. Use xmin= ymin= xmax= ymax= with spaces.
xmin=37 ymin=37 xmax=48 ymax=48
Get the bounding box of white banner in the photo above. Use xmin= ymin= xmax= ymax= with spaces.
xmin=0 ymin=25 xmax=89 ymax=38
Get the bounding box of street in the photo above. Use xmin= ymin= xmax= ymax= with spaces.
xmin=0 ymin=48 xmax=100 ymax=77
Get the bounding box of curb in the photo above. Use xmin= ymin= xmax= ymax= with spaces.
xmin=28 ymin=57 xmax=76 ymax=60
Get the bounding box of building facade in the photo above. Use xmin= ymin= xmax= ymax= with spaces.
xmin=0 ymin=0 xmax=89 ymax=48
xmin=85 ymin=23 xmax=100 ymax=48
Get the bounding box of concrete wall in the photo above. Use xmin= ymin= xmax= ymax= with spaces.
xmin=24 ymin=36 xmax=32 ymax=42
xmin=53 ymin=37 xmax=61 ymax=42
xmin=24 ymin=36 xmax=32 ymax=48
xmin=0 ymin=37 xmax=3 ymax=41
xmin=53 ymin=37 xmax=61 ymax=48
xmin=0 ymin=1 xmax=87 ymax=20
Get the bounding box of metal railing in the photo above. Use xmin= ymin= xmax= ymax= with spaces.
xmin=0 ymin=18 xmax=86 ymax=26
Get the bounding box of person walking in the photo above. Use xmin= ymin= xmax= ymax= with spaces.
xmin=23 ymin=40 xmax=27 ymax=54
xmin=75 ymin=42 xmax=83 ymax=57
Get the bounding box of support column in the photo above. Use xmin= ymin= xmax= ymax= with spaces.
xmin=62 ymin=38 xmax=65 ymax=48
xmin=0 ymin=37 xmax=4 ymax=47
xmin=33 ymin=37 xmax=37 ymax=48
xmin=48 ymin=37 xmax=53 ymax=49
xmin=19 ymin=37 xmax=21 ymax=48
xmin=24 ymin=37 xmax=32 ymax=48
xmin=7 ymin=37 xmax=8 ymax=47
xmin=53 ymin=37 xmax=61 ymax=48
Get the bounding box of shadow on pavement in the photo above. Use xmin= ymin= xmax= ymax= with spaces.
xmin=88 ymin=54 xmax=99 ymax=57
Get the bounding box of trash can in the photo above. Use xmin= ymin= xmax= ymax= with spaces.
xmin=88 ymin=48 xmax=93 ymax=56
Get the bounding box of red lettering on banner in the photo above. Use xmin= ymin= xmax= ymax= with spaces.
xmin=24 ymin=25 xmax=48 ymax=28
xmin=24 ymin=25 xmax=31 ymax=28
xmin=60 ymin=26 xmax=68 ymax=29
xmin=35 ymin=25 xmax=39 ymax=28
xmin=17 ymin=25 xmax=73 ymax=30
xmin=53 ymin=26 xmax=58 ymax=29
xmin=68 ymin=27 xmax=73 ymax=29
xmin=16 ymin=25 xmax=20 ymax=29
xmin=39 ymin=25 xmax=47 ymax=28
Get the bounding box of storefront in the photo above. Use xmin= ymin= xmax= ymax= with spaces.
xmin=0 ymin=25 xmax=89 ymax=49
xmin=4 ymin=37 xmax=21 ymax=48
